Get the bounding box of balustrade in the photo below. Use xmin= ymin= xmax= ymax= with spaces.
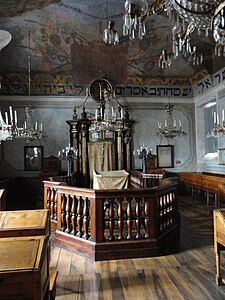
xmin=43 ymin=180 xmax=179 ymax=260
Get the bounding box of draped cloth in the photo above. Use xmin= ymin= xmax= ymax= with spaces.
xmin=93 ymin=170 xmax=129 ymax=189
xmin=88 ymin=141 xmax=115 ymax=182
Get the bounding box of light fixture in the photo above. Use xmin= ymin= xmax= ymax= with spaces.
xmin=103 ymin=20 xmax=119 ymax=45
xmin=89 ymin=89 xmax=127 ymax=133
xmin=17 ymin=31 xmax=45 ymax=143
xmin=136 ymin=144 xmax=155 ymax=174
xmin=207 ymin=109 xmax=225 ymax=138
xmin=58 ymin=143 xmax=78 ymax=176
xmin=213 ymin=2 xmax=225 ymax=57
xmin=156 ymin=103 xmax=187 ymax=142
xmin=0 ymin=106 xmax=18 ymax=143
xmin=123 ymin=0 xmax=148 ymax=40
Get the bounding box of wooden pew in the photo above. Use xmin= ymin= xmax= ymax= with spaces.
xmin=180 ymin=172 xmax=225 ymax=206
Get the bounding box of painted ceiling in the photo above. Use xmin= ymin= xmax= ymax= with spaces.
xmin=0 ymin=0 xmax=223 ymax=96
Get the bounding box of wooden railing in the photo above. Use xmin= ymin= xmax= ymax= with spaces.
xmin=44 ymin=180 xmax=179 ymax=260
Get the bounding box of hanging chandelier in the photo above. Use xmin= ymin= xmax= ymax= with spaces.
xmin=0 ymin=106 xmax=18 ymax=143
xmin=155 ymin=103 xmax=187 ymax=141
xmin=123 ymin=0 xmax=149 ymax=40
xmin=17 ymin=31 xmax=45 ymax=143
xmin=89 ymin=89 xmax=127 ymax=133
xmin=207 ymin=109 xmax=225 ymax=138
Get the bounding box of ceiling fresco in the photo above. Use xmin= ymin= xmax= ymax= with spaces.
xmin=0 ymin=0 xmax=223 ymax=96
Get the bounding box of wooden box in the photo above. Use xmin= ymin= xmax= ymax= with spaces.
xmin=0 ymin=236 xmax=49 ymax=300
xmin=0 ymin=209 xmax=50 ymax=238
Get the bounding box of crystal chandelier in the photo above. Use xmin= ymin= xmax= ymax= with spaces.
xmin=165 ymin=0 xmax=225 ymax=58
xmin=123 ymin=0 xmax=148 ymax=40
xmin=17 ymin=31 xmax=45 ymax=143
xmin=89 ymin=89 xmax=127 ymax=133
xmin=213 ymin=2 xmax=225 ymax=56
xmin=0 ymin=106 xmax=18 ymax=143
xmin=155 ymin=103 xmax=187 ymax=141
xmin=207 ymin=109 xmax=225 ymax=138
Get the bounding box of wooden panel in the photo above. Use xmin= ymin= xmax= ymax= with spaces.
xmin=0 ymin=209 xmax=50 ymax=238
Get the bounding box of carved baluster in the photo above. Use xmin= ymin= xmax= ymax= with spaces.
xmin=53 ymin=189 xmax=57 ymax=221
xmin=108 ymin=199 xmax=115 ymax=241
xmin=46 ymin=187 xmax=50 ymax=210
xmin=127 ymin=198 xmax=133 ymax=240
xmin=61 ymin=194 xmax=66 ymax=231
xmin=71 ymin=196 xmax=78 ymax=235
xmin=144 ymin=198 xmax=150 ymax=238
xmin=76 ymin=196 xmax=83 ymax=237
xmin=50 ymin=188 xmax=55 ymax=219
xmin=117 ymin=198 xmax=124 ymax=240
xmin=135 ymin=197 xmax=141 ymax=239
xmin=65 ymin=195 xmax=71 ymax=233
xmin=82 ymin=197 xmax=90 ymax=239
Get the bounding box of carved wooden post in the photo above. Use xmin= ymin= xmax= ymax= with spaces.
xmin=127 ymin=197 xmax=133 ymax=240
xmin=82 ymin=197 xmax=90 ymax=239
xmin=65 ymin=194 xmax=71 ymax=233
xmin=61 ymin=194 xmax=66 ymax=231
xmin=76 ymin=196 xmax=83 ymax=237
xmin=117 ymin=198 xmax=124 ymax=240
xmin=135 ymin=197 xmax=141 ymax=239
xmin=71 ymin=196 xmax=77 ymax=235
xmin=108 ymin=199 xmax=115 ymax=241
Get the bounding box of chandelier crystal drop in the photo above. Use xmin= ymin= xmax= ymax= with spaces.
xmin=123 ymin=0 xmax=148 ymax=40
xmin=103 ymin=21 xmax=119 ymax=45
xmin=155 ymin=103 xmax=187 ymax=141
xmin=159 ymin=49 xmax=172 ymax=68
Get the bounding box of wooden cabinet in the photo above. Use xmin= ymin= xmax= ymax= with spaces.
xmin=0 ymin=209 xmax=50 ymax=238
xmin=0 ymin=236 xmax=49 ymax=300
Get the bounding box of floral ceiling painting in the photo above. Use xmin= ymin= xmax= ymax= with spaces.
xmin=0 ymin=0 xmax=224 ymax=96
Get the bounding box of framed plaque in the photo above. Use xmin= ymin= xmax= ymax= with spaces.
xmin=24 ymin=146 xmax=44 ymax=171
xmin=157 ymin=145 xmax=174 ymax=168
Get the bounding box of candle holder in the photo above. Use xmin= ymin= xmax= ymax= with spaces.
xmin=136 ymin=145 xmax=153 ymax=174
xmin=58 ymin=143 xmax=78 ymax=176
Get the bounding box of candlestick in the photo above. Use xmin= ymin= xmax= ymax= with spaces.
xmin=9 ymin=106 xmax=13 ymax=124
xmin=14 ymin=110 xmax=17 ymax=125
xmin=5 ymin=112 xmax=8 ymax=125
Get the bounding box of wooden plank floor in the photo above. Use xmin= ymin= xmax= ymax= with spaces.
xmin=50 ymin=192 xmax=225 ymax=299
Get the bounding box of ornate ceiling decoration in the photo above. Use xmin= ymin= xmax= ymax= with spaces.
xmin=0 ymin=0 xmax=59 ymax=18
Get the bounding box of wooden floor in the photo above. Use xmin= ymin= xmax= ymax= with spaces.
xmin=50 ymin=192 xmax=225 ymax=300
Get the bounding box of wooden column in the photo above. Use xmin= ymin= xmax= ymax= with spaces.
xmin=117 ymin=129 xmax=123 ymax=170
xmin=66 ymin=120 xmax=79 ymax=174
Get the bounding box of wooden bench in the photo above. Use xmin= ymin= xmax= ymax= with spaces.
xmin=180 ymin=172 xmax=225 ymax=206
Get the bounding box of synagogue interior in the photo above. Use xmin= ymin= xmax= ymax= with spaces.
xmin=1 ymin=0 xmax=225 ymax=299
